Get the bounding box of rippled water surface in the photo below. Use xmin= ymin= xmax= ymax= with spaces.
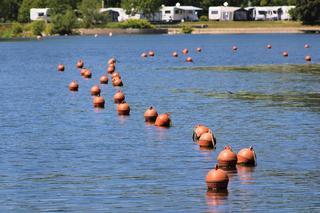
xmin=0 ymin=34 xmax=320 ymax=212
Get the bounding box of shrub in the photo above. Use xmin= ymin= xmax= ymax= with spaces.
xmin=31 ymin=21 xmax=45 ymax=36
xmin=200 ymin=15 xmax=208 ymax=21
xmin=11 ymin=22 xmax=23 ymax=35
xmin=181 ymin=25 xmax=193 ymax=34
xmin=117 ymin=19 xmax=155 ymax=29
xmin=51 ymin=10 xmax=77 ymax=35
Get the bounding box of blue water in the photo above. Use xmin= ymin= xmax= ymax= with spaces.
xmin=0 ymin=34 xmax=319 ymax=212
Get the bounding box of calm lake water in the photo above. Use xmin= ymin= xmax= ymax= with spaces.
xmin=0 ymin=34 xmax=319 ymax=212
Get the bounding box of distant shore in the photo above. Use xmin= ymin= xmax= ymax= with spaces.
xmin=77 ymin=26 xmax=320 ymax=35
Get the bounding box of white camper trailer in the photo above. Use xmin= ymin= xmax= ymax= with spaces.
xmin=209 ymin=6 xmax=240 ymax=21
xmin=99 ymin=8 xmax=141 ymax=22
xmin=247 ymin=6 xmax=282 ymax=21
xmin=161 ymin=3 xmax=202 ymax=22
xmin=280 ymin=6 xmax=295 ymax=20
xmin=30 ymin=8 xmax=51 ymax=21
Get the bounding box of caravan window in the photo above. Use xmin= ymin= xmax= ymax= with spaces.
xmin=258 ymin=11 xmax=266 ymax=15
xmin=165 ymin=10 xmax=171 ymax=14
xmin=175 ymin=10 xmax=182 ymax=14
xmin=38 ymin=12 xmax=44 ymax=17
xmin=211 ymin=11 xmax=218 ymax=14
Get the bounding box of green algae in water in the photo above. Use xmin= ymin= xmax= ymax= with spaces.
xmin=169 ymin=64 xmax=320 ymax=74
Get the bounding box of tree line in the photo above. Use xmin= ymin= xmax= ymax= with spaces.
xmin=0 ymin=0 xmax=319 ymax=24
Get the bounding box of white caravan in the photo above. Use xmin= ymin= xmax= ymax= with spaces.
xmin=161 ymin=4 xmax=202 ymax=22
xmin=30 ymin=8 xmax=51 ymax=21
xmin=209 ymin=6 xmax=240 ymax=21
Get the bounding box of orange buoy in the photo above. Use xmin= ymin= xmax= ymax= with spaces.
xmin=196 ymin=47 xmax=202 ymax=52
xmin=305 ymin=55 xmax=311 ymax=62
xmin=58 ymin=64 xmax=65 ymax=72
xmin=114 ymin=90 xmax=125 ymax=103
xmin=172 ymin=51 xmax=178 ymax=57
xmin=69 ymin=80 xmax=79 ymax=91
xmin=107 ymin=65 xmax=115 ymax=74
xmin=193 ymin=124 xmax=209 ymax=142
xmin=117 ymin=101 xmax=130 ymax=115
xmin=141 ymin=52 xmax=148 ymax=58
xmin=80 ymin=68 xmax=86 ymax=76
xmin=93 ymin=96 xmax=105 ymax=108
xmin=237 ymin=146 xmax=257 ymax=166
xmin=108 ymin=57 xmax=116 ymax=65
xmin=198 ymin=132 xmax=216 ymax=148
xmin=100 ymin=75 xmax=109 ymax=84
xmin=217 ymin=145 xmax=237 ymax=169
xmin=186 ymin=57 xmax=193 ymax=62
xmin=144 ymin=106 xmax=158 ymax=122
xmin=90 ymin=85 xmax=101 ymax=96
xmin=155 ymin=113 xmax=171 ymax=127
xmin=112 ymin=77 xmax=123 ymax=87
xmin=283 ymin=51 xmax=288 ymax=57
xmin=232 ymin=46 xmax=238 ymax=51
xmin=304 ymin=44 xmax=310 ymax=48
xmin=83 ymin=69 xmax=92 ymax=78
xmin=111 ymin=72 xmax=121 ymax=79
xmin=76 ymin=59 xmax=84 ymax=69
xmin=206 ymin=164 xmax=229 ymax=191
xmin=149 ymin=51 xmax=155 ymax=57
xmin=182 ymin=48 xmax=188 ymax=55
xmin=267 ymin=44 xmax=272 ymax=49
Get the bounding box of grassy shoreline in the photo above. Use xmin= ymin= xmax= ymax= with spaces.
xmin=1 ymin=21 xmax=320 ymax=38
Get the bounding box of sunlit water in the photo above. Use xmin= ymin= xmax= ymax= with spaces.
xmin=0 ymin=34 xmax=319 ymax=212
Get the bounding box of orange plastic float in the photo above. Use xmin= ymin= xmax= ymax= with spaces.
xmin=172 ymin=51 xmax=178 ymax=57
xmin=155 ymin=113 xmax=171 ymax=127
xmin=149 ymin=51 xmax=155 ymax=57
xmin=206 ymin=164 xmax=229 ymax=191
xmin=76 ymin=59 xmax=84 ymax=69
xmin=100 ymin=75 xmax=109 ymax=84
xmin=83 ymin=69 xmax=92 ymax=78
xmin=90 ymin=85 xmax=101 ymax=96
xmin=107 ymin=65 xmax=115 ymax=74
xmin=58 ymin=64 xmax=65 ymax=72
xmin=69 ymin=80 xmax=78 ymax=91
xmin=141 ymin=52 xmax=147 ymax=58
xmin=112 ymin=77 xmax=123 ymax=87
xmin=182 ymin=48 xmax=188 ymax=55
xmin=283 ymin=51 xmax=288 ymax=57
xmin=232 ymin=46 xmax=238 ymax=51
xmin=196 ymin=47 xmax=202 ymax=52
xmin=267 ymin=44 xmax=272 ymax=49
xmin=80 ymin=68 xmax=86 ymax=76
xmin=304 ymin=44 xmax=310 ymax=48
xmin=186 ymin=57 xmax=193 ymax=62
xmin=193 ymin=124 xmax=209 ymax=142
xmin=305 ymin=55 xmax=311 ymax=62
xmin=198 ymin=132 xmax=216 ymax=148
xmin=144 ymin=106 xmax=158 ymax=122
xmin=217 ymin=145 xmax=237 ymax=169
xmin=117 ymin=101 xmax=130 ymax=115
xmin=114 ymin=90 xmax=125 ymax=103
xmin=108 ymin=57 xmax=116 ymax=65
xmin=93 ymin=96 xmax=105 ymax=108
xmin=237 ymin=146 xmax=257 ymax=166
xmin=111 ymin=72 xmax=121 ymax=79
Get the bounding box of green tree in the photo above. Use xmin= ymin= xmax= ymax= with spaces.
xmin=79 ymin=0 xmax=103 ymax=27
xmin=121 ymin=0 xmax=162 ymax=19
xmin=293 ymin=0 xmax=320 ymax=24
xmin=0 ymin=0 xmax=22 ymax=22
xmin=51 ymin=9 xmax=77 ymax=34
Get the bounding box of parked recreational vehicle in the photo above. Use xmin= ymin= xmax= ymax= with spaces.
xmin=99 ymin=8 xmax=141 ymax=22
xmin=279 ymin=6 xmax=295 ymax=20
xmin=30 ymin=8 xmax=50 ymax=21
xmin=208 ymin=7 xmax=240 ymax=21
xmin=161 ymin=4 xmax=202 ymax=22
